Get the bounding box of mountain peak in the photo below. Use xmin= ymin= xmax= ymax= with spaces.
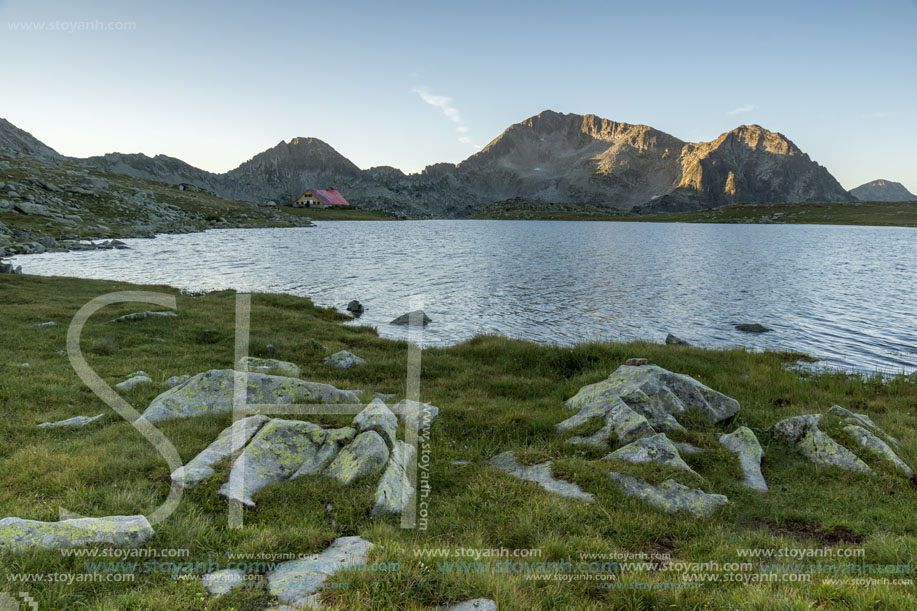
xmin=850 ymin=179 xmax=917 ymax=202
xmin=0 ymin=118 xmax=61 ymax=158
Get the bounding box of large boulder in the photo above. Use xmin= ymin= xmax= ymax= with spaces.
xmin=268 ymin=536 xmax=373 ymax=607
xmin=563 ymin=364 xmax=740 ymax=434
xmin=719 ymin=427 xmax=767 ymax=492
xmin=607 ymin=473 xmax=728 ymax=518
xmin=604 ymin=433 xmax=697 ymax=475
xmin=771 ymin=413 xmax=872 ymax=474
xmin=325 ymin=431 xmax=390 ymax=485
xmin=490 ymin=451 xmax=594 ymax=502
xmin=141 ymin=370 xmax=360 ymax=423
xmin=352 ymin=399 xmax=398 ymax=449
xmin=219 ymin=419 xmax=329 ymax=506
xmin=559 ymin=397 xmax=655 ymax=449
xmin=0 ymin=516 xmax=154 ymax=552
xmin=372 ymin=440 xmax=417 ymax=517
xmin=172 ymin=415 xmax=270 ymax=489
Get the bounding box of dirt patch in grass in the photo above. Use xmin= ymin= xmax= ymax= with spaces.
xmin=754 ymin=518 xmax=864 ymax=545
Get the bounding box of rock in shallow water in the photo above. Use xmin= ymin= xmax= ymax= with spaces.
xmin=0 ymin=515 xmax=154 ymax=552
xmin=735 ymin=323 xmax=770 ymax=333
xmin=390 ymin=310 xmax=432 ymax=326
xmin=490 ymin=451 xmax=594 ymax=502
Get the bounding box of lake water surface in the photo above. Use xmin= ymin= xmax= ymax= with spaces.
xmin=10 ymin=220 xmax=917 ymax=374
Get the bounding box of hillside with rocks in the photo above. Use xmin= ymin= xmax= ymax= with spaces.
xmin=850 ymin=179 xmax=917 ymax=202
xmin=2 ymin=112 xmax=859 ymax=220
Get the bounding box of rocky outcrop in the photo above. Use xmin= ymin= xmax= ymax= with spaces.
xmin=0 ymin=118 xmax=61 ymax=159
xmin=560 ymin=363 xmax=740 ymax=438
xmin=172 ymin=415 xmax=269 ymax=489
xmin=0 ymin=515 xmax=153 ymax=552
xmin=141 ymin=369 xmax=360 ymax=422
xmin=850 ymin=179 xmax=917 ymax=202
xmin=489 ymin=451 xmax=595 ymax=502
xmin=770 ymin=406 xmax=912 ymax=477
xmin=604 ymin=433 xmax=698 ymax=475
xmin=372 ymin=440 xmax=416 ymax=516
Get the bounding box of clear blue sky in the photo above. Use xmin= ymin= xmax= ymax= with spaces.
xmin=2 ymin=0 xmax=915 ymax=192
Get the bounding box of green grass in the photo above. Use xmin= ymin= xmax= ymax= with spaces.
xmin=1 ymin=274 xmax=915 ymax=609
xmin=472 ymin=201 xmax=917 ymax=227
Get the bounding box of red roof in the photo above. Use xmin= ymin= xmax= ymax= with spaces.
xmin=311 ymin=189 xmax=350 ymax=206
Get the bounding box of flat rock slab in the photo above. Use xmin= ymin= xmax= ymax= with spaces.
xmin=604 ymin=433 xmax=697 ymax=475
xmin=142 ymin=369 xmax=361 ymax=423
xmin=268 ymin=536 xmax=373 ymax=607
xmin=239 ymin=356 xmax=301 ymax=378
xmin=32 ymin=321 xmax=56 ymax=329
xmin=111 ymin=310 xmax=177 ymax=323
xmin=608 ymin=473 xmax=728 ymax=518
xmin=202 ymin=568 xmax=246 ymax=595
xmin=114 ymin=375 xmax=152 ymax=391
xmin=564 ymin=364 xmax=740 ymax=435
xmin=323 ymin=350 xmax=366 ymax=369
xmin=325 ymin=431 xmax=390 ymax=485
xmin=719 ymin=426 xmax=767 ymax=492
xmin=38 ymin=414 xmax=104 ymax=428
xmin=220 ymin=419 xmax=329 ymax=506
xmin=490 ymin=451 xmax=594 ymax=502
xmin=372 ymin=440 xmax=416 ymax=517
xmin=0 ymin=515 xmax=154 ymax=552
xmin=172 ymin=415 xmax=270 ymax=489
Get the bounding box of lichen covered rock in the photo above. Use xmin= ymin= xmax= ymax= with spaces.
xmin=0 ymin=515 xmax=154 ymax=552
xmin=607 ymin=473 xmax=728 ymax=518
xmin=325 ymin=431 xmax=390 ymax=485
xmin=490 ymin=451 xmax=595 ymax=502
xmin=142 ymin=369 xmax=360 ymax=423
xmin=372 ymin=440 xmax=416 ymax=516
xmin=238 ymin=356 xmax=301 ymax=378
xmin=719 ymin=426 xmax=767 ymax=492
xmin=352 ymin=399 xmax=398 ymax=449
xmin=604 ymin=433 xmax=697 ymax=475
xmin=219 ymin=419 xmax=329 ymax=506
xmin=267 ymin=536 xmax=373 ymax=607
xmin=172 ymin=415 xmax=270 ymax=489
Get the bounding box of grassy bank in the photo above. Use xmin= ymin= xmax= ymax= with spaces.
xmin=472 ymin=201 xmax=917 ymax=227
xmin=1 ymin=274 xmax=915 ymax=610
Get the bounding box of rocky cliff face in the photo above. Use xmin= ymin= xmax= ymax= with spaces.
xmin=638 ymin=125 xmax=854 ymax=213
xmin=850 ymin=179 xmax=917 ymax=202
xmin=3 ymin=112 xmax=858 ymax=217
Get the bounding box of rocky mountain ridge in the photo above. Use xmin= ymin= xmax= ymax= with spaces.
xmin=0 ymin=112 xmax=867 ymax=217
xmin=850 ymin=179 xmax=916 ymax=202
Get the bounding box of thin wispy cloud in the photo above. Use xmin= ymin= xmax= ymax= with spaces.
xmin=412 ymin=86 xmax=478 ymax=146
xmin=412 ymin=87 xmax=461 ymax=123
xmin=727 ymin=104 xmax=755 ymax=115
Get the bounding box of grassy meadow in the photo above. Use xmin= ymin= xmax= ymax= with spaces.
xmin=472 ymin=201 xmax=917 ymax=227
xmin=1 ymin=274 xmax=916 ymax=609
